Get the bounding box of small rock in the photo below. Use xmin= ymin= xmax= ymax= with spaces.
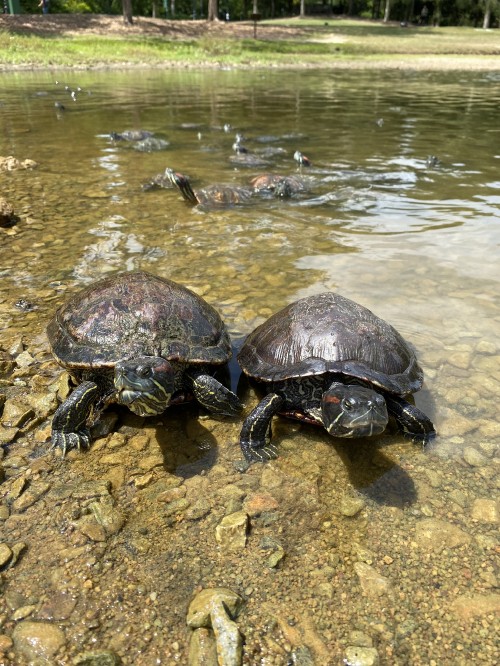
xmin=188 ymin=627 xmax=218 ymax=666
xmin=344 ymin=646 xmax=379 ymax=666
xmin=187 ymin=588 xmax=244 ymax=666
xmin=353 ymin=562 xmax=391 ymax=597
xmin=451 ymin=593 xmax=500 ymax=622
xmin=12 ymin=620 xmax=66 ymax=664
xmin=90 ymin=498 xmax=125 ymax=536
xmin=463 ymin=447 xmax=489 ymax=467
xmin=215 ymin=511 xmax=248 ymax=551
xmin=340 ymin=495 xmax=366 ymax=517
xmin=348 ymin=631 xmax=373 ymax=648
xmin=243 ymin=492 xmax=279 ymax=517
xmin=72 ymin=649 xmax=123 ymax=665
xmin=414 ymin=518 xmax=471 ymax=552
xmin=0 ymin=543 xmax=13 ymax=569
xmin=471 ymin=499 xmax=499 ymax=523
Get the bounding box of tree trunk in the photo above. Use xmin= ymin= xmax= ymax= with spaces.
xmin=300 ymin=0 xmax=305 ymax=17
xmin=383 ymin=0 xmax=390 ymax=22
xmin=208 ymin=0 xmax=218 ymax=20
xmin=122 ymin=0 xmax=133 ymax=24
xmin=483 ymin=5 xmax=491 ymax=28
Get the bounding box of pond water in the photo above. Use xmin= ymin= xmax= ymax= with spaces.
xmin=0 ymin=68 xmax=498 ymax=665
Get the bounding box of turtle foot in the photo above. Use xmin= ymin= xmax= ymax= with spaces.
xmin=242 ymin=442 xmax=279 ymax=463
xmin=51 ymin=429 xmax=91 ymax=457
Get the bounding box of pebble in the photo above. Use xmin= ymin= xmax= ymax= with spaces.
xmin=188 ymin=627 xmax=218 ymax=666
xmin=340 ymin=495 xmax=366 ymax=517
xmin=72 ymin=649 xmax=123 ymax=665
xmin=187 ymin=588 xmax=244 ymax=666
xmin=215 ymin=511 xmax=248 ymax=551
xmin=451 ymin=593 xmax=500 ymax=621
xmin=414 ymin=518 xmax=471 ymax=552
xmin=0 ymin=542 xmax=13 ymax=569
xmin=243 ymin=492 xmax=279 ymax=517
xmin=353 ymin=562 xmax=391 ymax=597
xmin=12 ymin=620 xmax=66 ymax=663
xmin=471 ymin=498 xmax=499 ymax=523
xmin=344 ymin=646 xmax=380 ymax=666
xmin=463 ymin=446 xmax=489 ymax=467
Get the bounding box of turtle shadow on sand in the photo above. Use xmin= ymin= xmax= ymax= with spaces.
xmin=119 ymin=404 xmax=220 ymax=479
xmin=330 ymin=439 xmax=418 ymax=508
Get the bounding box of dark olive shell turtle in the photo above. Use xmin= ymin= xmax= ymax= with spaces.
xmin=165 ymin=168 xmax=253 ymax=208
xmin=238 ymin=292 xmax=435 ymax=462
xmin=48 ymin=271 xmax=242 ymax=454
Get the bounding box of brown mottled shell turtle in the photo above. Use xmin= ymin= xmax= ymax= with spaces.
xmin=250 ymin=173 xmax=308 ymax=198
xmin=165 ymin=169 xmax=253 ymax=207
xmin=48 ymin=270 xmax=242 ymax=454
xmin=238 ymin=292 xmax=435 ymax=462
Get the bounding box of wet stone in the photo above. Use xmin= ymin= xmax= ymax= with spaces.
xmin=188 ymin=627 xmax=218 ymax=666
xmin=215 ymin=511 xmax=248 ymax=551
xmin=12 ymin=620 xmax=66 ymax=664
xmin=72 ymin=649 xmax=123 ymax=665
xmin=0 ymin=542 xmax=13 ymax=568
xmin=1 ymin=398 xmax=35 ymax=428
xmin=344 ymin=646 xmax=380 ymax=666
xmin=471 ymin=499 xmax=499 ymax=523
xmin=12 ymin=481 xmax=51 ymax=513
xmin=414 ymin=518 xmax=472 ymax=552
xmin=187 ymin=588 xmax=244 ymax=666
xmin=353 ymin=562 xmax=392 ymax=597
xmin=463 ymin=446 xmax=489 ymax=467
xmin=340 ymin=495 xmax=366 ymax=517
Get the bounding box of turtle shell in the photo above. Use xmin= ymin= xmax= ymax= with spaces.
xmin=48 ymin=271 xmax=232 ymax=371
xmin=238 ymin=292 xmax=423 ymax=397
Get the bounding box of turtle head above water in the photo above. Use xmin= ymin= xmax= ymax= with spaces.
xmin=115 ymin=356 xmax=176 ymax=416
xmin=321 ymin=382 xmax=388 ymax=438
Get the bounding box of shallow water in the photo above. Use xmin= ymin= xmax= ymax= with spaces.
xmin=0 ymin=69 xmax=498 ymax=665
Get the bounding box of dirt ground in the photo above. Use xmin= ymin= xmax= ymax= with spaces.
xmin=0 ymin=13 xmax=307 ymax=40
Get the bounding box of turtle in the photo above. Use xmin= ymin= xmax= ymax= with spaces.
xmin=293 ymin=150 xmax=312 ymax=167
xmin=110 ymin=130 xmax=154 ymax=142
xmin=237 ymin=292 xmax=435 ymax=462
xmin=48 ymin=270 xmax=243 ymax=454
xmin=250 ymin=173 xmax=308 ymax=198
xmin=165 ymin=168 xmax=253 ymax=207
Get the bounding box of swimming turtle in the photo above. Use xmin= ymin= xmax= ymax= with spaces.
xmin=238 ymin=292 xmax=435 ymax=462
xmin=48 ymin=271 xmax=242 ymax=454
xmin=165 ymin=168 xmax=253 ymax=207
xmin=110 ymin=130 xmax=154 ymax=142
xmin=250 ymin=173 xmax=308 ymax=198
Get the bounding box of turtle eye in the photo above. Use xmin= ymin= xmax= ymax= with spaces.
xmin=136 ymin=365 xmax=152 ymax=378
xmin=342 ymin=398 xmax=354 ymax=412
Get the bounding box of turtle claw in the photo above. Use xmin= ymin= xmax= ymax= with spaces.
xmin=245 ymin=443 xmax=279 ymax=463
xmin=51 ymin=429 xmax=91 ymax=457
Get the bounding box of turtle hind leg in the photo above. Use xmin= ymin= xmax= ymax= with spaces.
xmin=190 ymin=372 xmax=243 ymax=417
xmin=51 ymin=381 xmax=101 ymax=456
xmin=385 ymin=394 xmax=436 ymax=446
xmin=239 ymin=393 xmax=284 ymax=463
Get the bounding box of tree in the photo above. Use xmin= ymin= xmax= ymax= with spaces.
xmin=383 ymin=0 xmax=390 ymax=21
xmin=208 ymin=0 xmax=218 ymax=19
xmin=122 ymin=0 xmax=133 ymax=23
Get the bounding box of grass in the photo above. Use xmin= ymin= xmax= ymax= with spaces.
xmin=0 ymin=17 xmax=499 ymax=69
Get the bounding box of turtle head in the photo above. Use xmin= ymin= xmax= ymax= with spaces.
xmin=114 ymin=356 xmax=176 ymax=416
xmin=321 ymin=382 xmax=388 ymax=438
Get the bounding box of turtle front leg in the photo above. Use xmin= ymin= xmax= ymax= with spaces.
xmin=51 ymin=381 xmax=101 ymax=455
xmin=239 ymin=393 xmax=284 ymax=462
xmin=190 ymin=372 xmax=243 ymax=417
xmin=385 ymin=395 xmax=436 ymax=445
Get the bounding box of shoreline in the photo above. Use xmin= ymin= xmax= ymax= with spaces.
xmin=1 ymin=14 xmax=500 ymax=72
